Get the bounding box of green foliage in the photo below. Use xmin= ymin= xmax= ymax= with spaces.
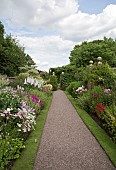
xmin=49 ymin=75 xmax=58 ymax=91
xmin=50 ymin=64 xmax=76 ymax=84
xmin=66 ymin=81 xmax=83 ymax=98
xmin=27 ymin=69 xmax=39 ymax=78
xmin=70 ymin=37 xmax=116 ymax=68
xmin=77 ymin=86 xmax=115 ymax=112
xmin=90 ymin=63 xmax=116 ymax=88
xmin=25 ymin=54 xmax=36 ymax=66
xmin=0 ymin=74 xmax=10 ymax=87
xmin=98 ymin=107 xmax=116 ymax=142
xmin=0 ymin=90 xmax=21 ymax=111
xmin=0 ymin=136 xmax=25 ymax=169
xmin=74 ymin=67 xmax=89 ymax=87
xmin=74 ymin=63 xmax=116 ymax=89
xmin=0 ymin=21 xmax=35 ymax=77
xmin=60 ymin=72 xmax=76 ymax=90
xmin=0 ymin=21 xmax=4 ymax=43
xmin=76 ymin=86 xmax=116 ymax=142
xmin=19 ymin=66 xmax=41 ymax=79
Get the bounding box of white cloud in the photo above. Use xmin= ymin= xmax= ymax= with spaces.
xmin=16 ymin=35 xmax=75 ymax=71
xmin=40 ymin=61 xmax=49 ymax=66
xmin=56 ymin=4 xmax=116 ymax=41
xmin=0 ymin=0 xmax=78 ymax=27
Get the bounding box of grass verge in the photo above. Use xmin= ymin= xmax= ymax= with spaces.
xmin=12 ymin=95 xmax=52 ymax=170
xmin=65 ymin=91 xmax=116 ymax=167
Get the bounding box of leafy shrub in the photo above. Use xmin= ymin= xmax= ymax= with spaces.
xmin=88 ymin=63 xmax=116 ymax=88
xmin=96 ymin=106 xmax=116 ymax=143
xmin=0 ymin=136 xmax=25 ymax=169
xmin=66 ymin=81 xmax=83 ymax=98
xmin=49 ymin=75 xmax=58 ymax=91
xmin=43 ymin=84 xmax=52 ymax=91
xmin=0 ymin=89 xmax=21 ymax=111
xmin=60 ymin=73 xmax=75 ymax=90
xmin=0 ymin=74 xmax=10 ymax=88
xmin=76 ymin=85 xmax=116 ymax=142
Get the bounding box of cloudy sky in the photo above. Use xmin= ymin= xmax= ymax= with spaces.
xmin=0 ymin=0 xmax=116 ymax=72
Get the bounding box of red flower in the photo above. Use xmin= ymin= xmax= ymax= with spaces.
xmin=94 ymin=102 xmax=105 ymax=115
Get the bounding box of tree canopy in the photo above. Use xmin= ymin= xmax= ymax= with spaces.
xmin=0 ymin=21 xmax=35 ymax=76
xmin=70 ymin=37 xmax=116 ymax=67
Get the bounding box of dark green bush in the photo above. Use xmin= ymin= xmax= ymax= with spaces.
xmin=60 ymin=73 xmax=76 ymax=90
xmin=49 ymin=75 xmax=58 ymax=91
xmin=66 ymin=81 xmax=83 ymax=98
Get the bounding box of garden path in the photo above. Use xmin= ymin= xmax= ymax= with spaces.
xmin=33 ymin=90 xmax=115 ymax=170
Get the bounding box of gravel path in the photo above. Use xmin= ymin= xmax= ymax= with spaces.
xmin=33 ymin=90 xmax=115 ymax=170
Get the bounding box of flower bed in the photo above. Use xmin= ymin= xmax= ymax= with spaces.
xmin=67 ymin=85 xmax=116 ymax=143
xmin=0 ymin=77 xmax=52 ymax=169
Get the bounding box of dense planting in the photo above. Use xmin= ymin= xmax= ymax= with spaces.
xmin=66 ymin=63 xmax=116 ymax=143
xmin=0 ymin=76 xmax=52 ymax=169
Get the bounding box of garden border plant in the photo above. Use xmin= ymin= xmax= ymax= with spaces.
xmin=12 ymin=95 xmax=52 ymax=170
xmin=65 ymin=91 xmax=116 ymax=167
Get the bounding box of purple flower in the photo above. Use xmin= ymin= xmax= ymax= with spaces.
xmin=39 ymin=101 xmax=43 ymax=106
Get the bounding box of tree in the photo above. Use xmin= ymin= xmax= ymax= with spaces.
xmin=70 ymin=37 xmax=116 ymax=67
xmin=0 ymin=35 xmax=27 ymax=76
xmin=0 ymin=21 xmax=4 ymax=43
xmin=0 ymin=21 xmax=35 ymax=76
xmin=25 ymin=54 xmax=36 ymax=66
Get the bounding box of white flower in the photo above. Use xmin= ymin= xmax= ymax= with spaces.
xmin=24 ymin=79 xmax=27 ymax=85
xmin=17 ymin=85 xmax=20 ymax=89
xmin=7 ymin=108 xmax=11 ymax=112
xmin=17 ymin=123 xmax=22 ymax=127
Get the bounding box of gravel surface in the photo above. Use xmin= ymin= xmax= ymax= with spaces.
xmin=33 ymin=90 xmax=115 ymax=170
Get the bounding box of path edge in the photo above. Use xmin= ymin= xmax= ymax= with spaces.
xmin=12 ymin=95 xmax=53 ymax=170
xmin=65 ymin=91 xmax=116 ymax=167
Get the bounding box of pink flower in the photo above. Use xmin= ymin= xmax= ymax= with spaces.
xmin=28 ymin=127 xmax=31 ymax=131
xmin=0 ymin=113 xmax=5 ymax=117
xmin=104 ymin=88 xmax=110 ymax=93
xmin=17 ymin=112 xmax=22 ymax=119
xmin=22 ymin=101 xmax=27 ymax=107
xmin=76 ymin=86 xmax=84 ymax=94
xmin=23 ymin=127 xmax=27 ymax=132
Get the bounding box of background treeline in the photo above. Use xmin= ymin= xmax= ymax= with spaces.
xmin=0 ymin=21 xmax=35 ymax=76
xmin=50 ymin=37 xmax=116 ymax=89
